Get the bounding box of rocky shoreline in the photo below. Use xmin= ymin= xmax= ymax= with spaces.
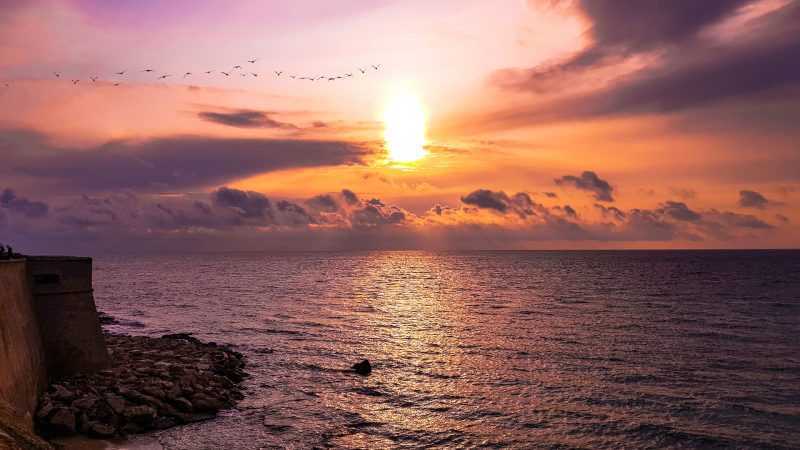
xmin=34 ymin=330 xmax=246 ymax=440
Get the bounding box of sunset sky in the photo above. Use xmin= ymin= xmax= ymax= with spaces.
xmin=1 ymin=0 xmax=798 ymax=252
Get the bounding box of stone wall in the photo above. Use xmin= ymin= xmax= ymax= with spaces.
xmin=0 ymin=256 xmax=109 ymax=445
xmin=0 ymin=259 xmax=48 ymax=432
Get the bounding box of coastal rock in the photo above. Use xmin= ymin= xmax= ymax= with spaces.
xmin=34 ymin=329 xmax=247 ymax=439
xmin=47 ymin=408 xmax=76 ymax=435
xmin=352 ymin=359 xmax=372 ymax=376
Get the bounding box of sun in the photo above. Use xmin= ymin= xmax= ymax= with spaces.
xmin=383 ymin=91 xmax=427 ymax=163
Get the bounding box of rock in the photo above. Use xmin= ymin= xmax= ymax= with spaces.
xmin=36 ymin=401 xmax=54 ymax=420
xmin=88 ymin=422 xmax=116 ymax=438
xmin=122 ymin=405 xmax=156 ymax=426
xmin=352 ymin=359 xmax=372 ymax=376
xmin=47 ymin=408 xmax=77 ymax=435
xmin=169 ymin=397 xmax=193 ymax=412
xmin=161 ymin=333 xmax=202 ymax=345
xmin=191 ymin=393 xmax=224 ymax=412
xmin=72 ymin=395 xmax=98 ymax=410
xmin=51 ymin=384 xmax=75 ymax=401
xmin=104 ymin=394 xmax=127 ymax=415
xmin=34 ymin=331 xmax=247 ymax=440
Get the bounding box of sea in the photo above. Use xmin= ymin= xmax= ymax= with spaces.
xmin=91 ymin=250 xmax=800 ymax=449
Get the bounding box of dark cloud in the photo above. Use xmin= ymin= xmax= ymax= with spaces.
xmin=738 ymin=190 xmax=769 ymax=209
xmin=0 ymin=129 xmax=367 ymax=192
xmin=351 ymin=204 xmax=406 ymax=229
xmin=489 ymin=1 xmax=800 ymax=127
xmin=0 ymin=184 xmax=781 ymax=253
xmin=594 ymin=203 xmax=625 ymax=221
xmin=341 ymin=189 xmax=359 ymax=205
xmin=554 ymin=171 xmax=614 ymax=202
xmin=543 ymin=191 xmax=558 ymax=198
xmin=711 ymin=210 xmax=773 ymax=230
xmin=657 ymin=201 xmax=701 ymax=222
xmin=0 ymin=188 xmax=49 ymax=218
xmin=306 ymin=194 xmax=339 ymax=213
xmin=212 ymin=187 xmax=272 ymax=219
xmin=197 ymin=109 xmax=298 ymax=129
xmin=562 ymin=205 xmax=577 ymax=218
xmin=461 ymin=189 xmax=511 ymax=212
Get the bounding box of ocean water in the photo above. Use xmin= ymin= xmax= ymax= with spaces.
xmin=92 ymin=250 xmax=800 ymax=449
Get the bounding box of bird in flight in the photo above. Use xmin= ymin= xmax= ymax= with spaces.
xmin=205 ymin=70 xmax=214 ymax=74
xmin=289 ymin=75 xmax=296 ymax=79
xmin=115 ymin=71 xmax=126 ymax=75
xmin=143 ymin=69 xmax=154 ymax=73
xmin=54 ymin=72 xmax=61 ymax=78
xmin=247 ymin=59 xmax=257 ymax=64
xmin=328 ymin=77 xmax=336 ymax=81
xmin=372 ymin=64 xmax=381 ymax=70
xmin=358 ymin=68 xmax=366 ymax=74
xmin=113 ymin=83 xmax=121 ymax=86
xmin=183 ymin=72 xmax=192 ymax=78
xmin=274 ymin=71 xmax=283 ymax=77
xmin=240 ymin=73 xmax=247 ymax=77
xmin=232 ymin=65 xmax=242 ymax=70
xmin=72 ymin=79 xmax=80 ymax=85
xmin=316 ymin=76 xmax=325 ymax=81
xmin=90 ymin=76 xmax=99 ymax=82
xmin=158 ymin=74 xmax=170 ymax=79
xmin=221 ymin=72 xmax=230 ymax=77
xmin=345 ymin=73 xmax=353 ymax=78
xmin=251 ymin=73 xmax=259 ymax=77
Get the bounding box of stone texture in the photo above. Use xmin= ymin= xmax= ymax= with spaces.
xmin=35 ymin=332 xmax=246 ymax=439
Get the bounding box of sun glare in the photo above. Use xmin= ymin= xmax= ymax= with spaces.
xmin=383 ymin=92 xmax=427 ymax=163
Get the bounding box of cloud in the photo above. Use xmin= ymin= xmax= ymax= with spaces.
xmin=555 ymin=171 xmax=614 ymax=202
xmin=0 ymin=188 xmax=49 ymax=218
xmin=738 ymin=190 xmax=770 ymax=209
xmin=487 ymin=1 xmax=800 ymax=128
xmin=461 ymin=189 xmax=511 ymax=212
xmin=1 ymin=129 xmax=368 ymax=192
xmin=212 ymin=187 xmax=272 ymax=219
xmin=341 ymin=189 xmax=359 ymax=205
xmin=0 ymin=183 xmax=783 ymax=253
xmin=657 ymin=201 xmax=701 ymax=222
xmin=594 ymin=203 xmax=625 ymax=221
xmin=197 ymin=109 xmax=298 ymax=129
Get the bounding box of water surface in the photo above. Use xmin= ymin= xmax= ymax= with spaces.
xmin=93 ymin=250 xmax=800 ymax=449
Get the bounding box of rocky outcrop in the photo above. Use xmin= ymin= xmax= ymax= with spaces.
xmin=34 ymin=333 xmax=246 ymax=439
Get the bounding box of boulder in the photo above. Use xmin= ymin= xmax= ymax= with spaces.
xmin=352 ymin=359 xmax=372 ymax=376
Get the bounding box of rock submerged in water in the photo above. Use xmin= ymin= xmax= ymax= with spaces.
xmin=352 ymin=359 xmax=372 ymax=376
xmin=35 ymin=332 xmax=246 ymax=439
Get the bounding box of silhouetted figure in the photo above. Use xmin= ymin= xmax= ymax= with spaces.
xmin=352 ymin=359 xmax=372 ymax=376
xmin=221 ymin=72 xmax=231 ymax=77
xmin=372 ymin=64 xmax=381 ymax=70
xmin=183 ymin=72 xmax=192 ymax=78
xmin=158 ymin=74 xmax=170 ymax=79
xmin=54 ymin=72 xmax=61 ymax=78
xmin=251 ymin=73 xmax=259 ymax=77
xmin=143 ymin=69 xmax=154 ymax=73
xmin=359 ymin=68 xmax=366 ymax=74
xmin=72 ymin=79 xmax=80 ymax=85
xmin=247 ymin=59 xmax=257 ymax=64
xmin=205 ymin=70 xmax=214 ymax=74
xmin=232 ymin=65 xmax=242 ymax=70
xmin=115 ymin=71 xmax=126 ymax=75
xmin=274 ymin=71 xmax=283 ymax=77
xmin=90 ymin=76 xmax=98 ymax=82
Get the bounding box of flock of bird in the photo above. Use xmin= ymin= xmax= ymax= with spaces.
xmin=2 ymin=59 xmax=383 ymax=89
